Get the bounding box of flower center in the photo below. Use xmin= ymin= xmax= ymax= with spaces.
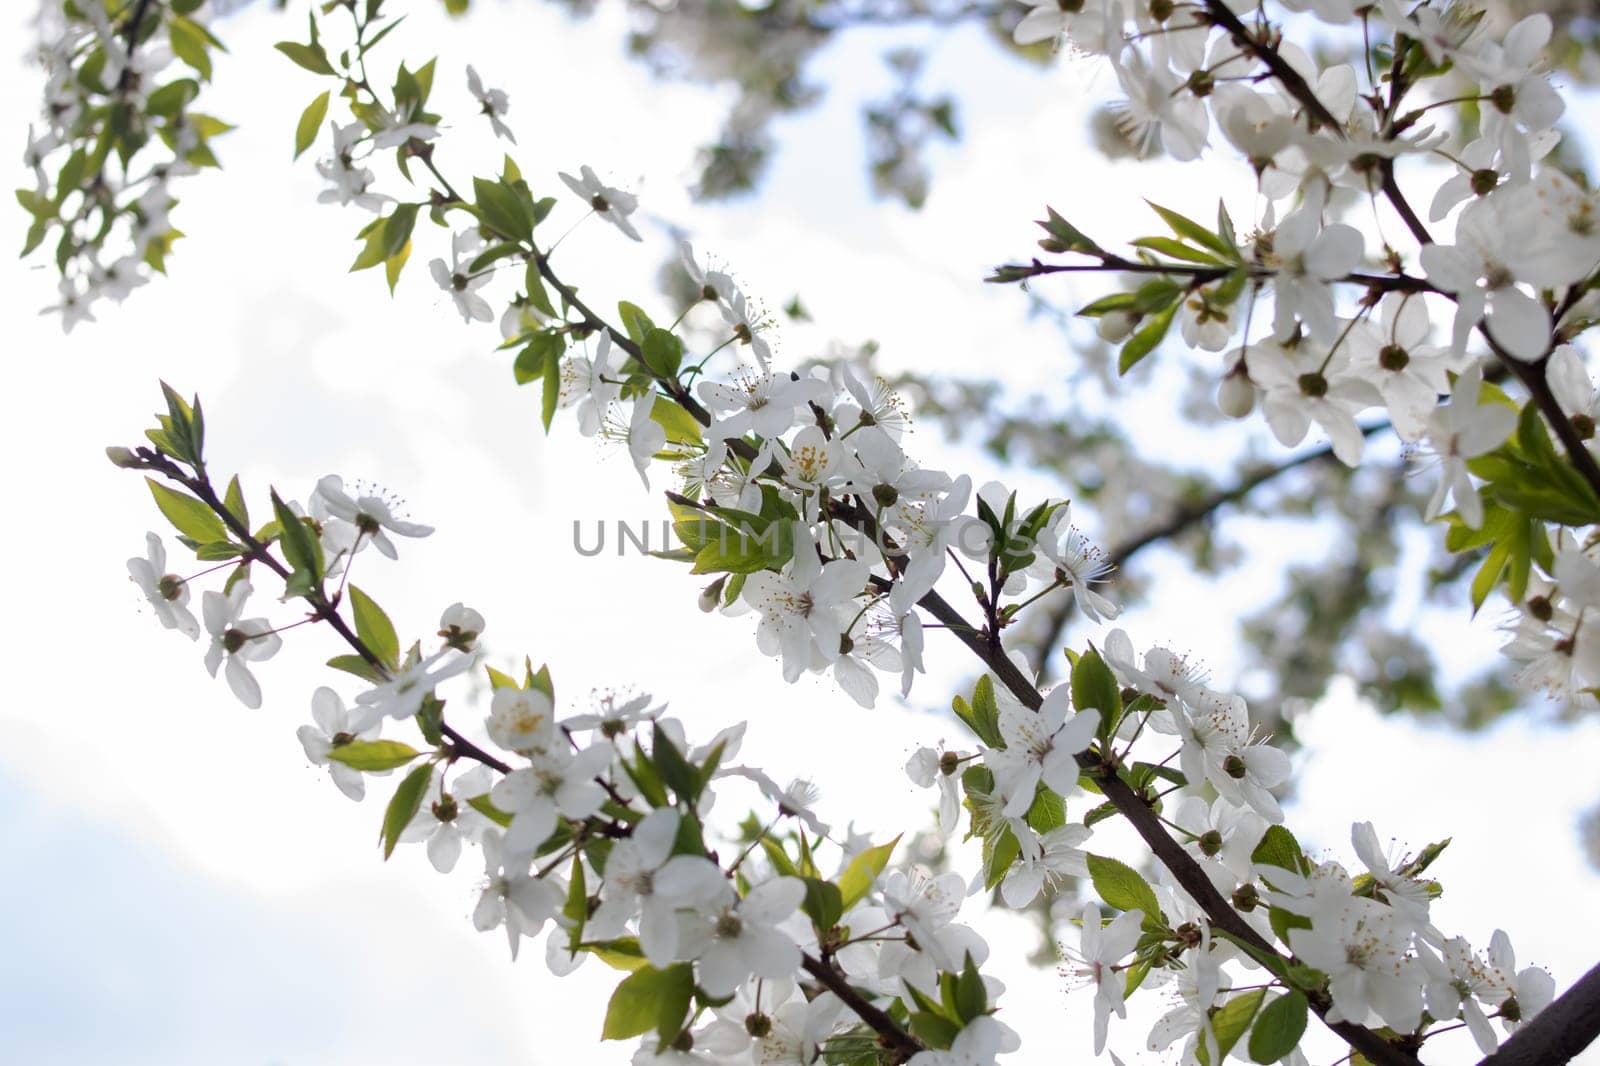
xmin=1297 ymin=372 xmax=1329 ymax=398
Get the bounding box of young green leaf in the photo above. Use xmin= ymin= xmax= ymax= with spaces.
xmin=348 ymin=585 xmax=400 ymax=668
xmin=380 ymin=763 xmax=432 ymax=859
xmin=146 ymin=479 xmax=229 ymax=543
xmin=1086 ymin=853 xmax=1161 ymax=921
xmin=327 ymin=739 xmax=422 ymax=771
xmin=293 ymin=90 xmax=330 ymax=158
xmin=601 ymin=963 xmax=694 ymax=1042
xmin=1247 ymin=991 xmax=1308 ymax=1063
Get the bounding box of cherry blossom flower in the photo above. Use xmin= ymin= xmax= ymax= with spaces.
xmin=905 ymin=744 xmax=964 ymax=838
xmin=559 ymin=164 xmax=642 ymax=241
xmin=679 ymin=877 xmax=805 ymax=995
xmin=465 ymin=65 xmax=514 ymax=143
xmin=201 ymin=581 xmax=282 ymax=708
xmin=473 ymin=828 xmax=565 ymax=960
xmin=1288 ymin=898 xmax=1423 ymax=1030
xmin=1000 ymin=823 xmax=1091 ymax=907
xmin=1481 ymin=929 xmax=1555 ymax=1040
xmin=628 ymin=392 xmax=668 ymax=488
xmin=400 ymin=764 xmax=494 ymax=872
xmin=314 ymin=475 xmax=434 ymax=559
xmin=983 ymin=683 xmax=1099 ymax=818
xmin=1421 ymin=197 xmax=1553 ymax=361
xmin=351 ymin=647 xmax=478 ymax=730
xmin=697 ymin=370 xmax=826 ymax=441
xmin=1060 ymin=902 xmax=1145 ymax=1054
xmin=589 ymin=807 xmax=726 ymax=966
xmin=484 ymin=685 xmax=556 ymax=754
xmin=558 ymin=330 xmax=625 ymax=437
xmin=1420 ymin=365 xmax=1516 ymax=528
xmin=429 ymin=230 xmax=494 ymax=324
xmin=742 ymin=529 xmax=868 ymax=681
xmin=127 ymin=532 xmax=198 ymax=639
xmin=296 ymin=686 xmax=378 ymax=800
xmin=491 ymin=740 xmax=615 ymax=855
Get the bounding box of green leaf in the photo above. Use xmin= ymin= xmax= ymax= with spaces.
xmin=601 ymin=963 xmax=694 ymax=1042
xmin=169 ymin=17 xmax=213 ymax=80
xmin=381 ymin=763 xmax=432 ymax=859
xmin=954 ymin=953 xmax=987 ymax=1022
xmin=473 ymin=176 xmax=531 ymax=242
xmin=348 ymin=585 xmax=400 ymax=668
xmin=617 ymin=301 xmax=656 ymax=346
xmin=641 ymin=328 xmax=684 ymax=378
xmin=274 ymin=40 xmax=336 ymax=76
xmin=908 ymin=1011 xmax=961 ymax=1049
xmin=466 ymin=794 xmax=513 ymax=827
xmin=650 ymin=723 xmax=698 ymax=801
xmin=1250 ymin=825 xmax=1307 ymax=876
xmin=1248 ymin=991 xmax=1308 ymax=1063
xmin=327 ymin=739 xmax=423 ymax=771
xmin=1118 ymin=300 xmax=1178 ymax=375
xmin=969 ymin=675 xmax=1002 ymax=746
xmin=563 ymin=853 xmax=588 ymax=956
xmin=800 ymin=877 xmax=844 ymax=935
xmin=1148 ymin=201 xmax=1234 ymax=256
xmin=328 ymin=653 xmax=387 ymax=685
xmin=222 ymin=475 xmax=249 ymax=529
xmin=270 ymin=489 xmax=323 ymax=588
xmin=982 ymin=823 xmax=1021 ymax=890
xmin=651 ymin=400 xmax=704 ymax=446
xmin=581 ymin=937 xmax=649 ymax=972
xmin=1199 ymin=989 xmax=1268 ymax=1066
xmin=838 ymin=836 xmax=899 ymax=910
xmin=541 ymin=345 xmax=561 ymax=432
xmin=1086 ymin=854 xmax=1161 ymax=921
xmin=1130 ymin=236 xmax=1225 ymax=265
xmin=383 ymin=203 xmax=419 ymax=259
xmin=513 ymin=331 xmax=565 ymax=385
xmin=1470 ymin=538 xmax=1510 ymax=614
xmin=146 ymin=479 xmax=228 ymax=543
xmin=294 ymin=90 xmax=330 ymax=159
xmin=1072 ymin=645 xmax=1122 ymax=743
xmin=527 ymin=661 xmax=555 ymax=702
xmin=1034 ymin=206 xmax=1104 ymax=256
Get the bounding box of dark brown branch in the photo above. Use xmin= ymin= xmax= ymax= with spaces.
xmin=991 ymin=256 xmax=1433 ymax=295
xmin=136 ymin=450 xmax=513 ymax=775
xmin=801 ymin=955 xmax=923 ymax=1062
xmin=1203 ymin=1 xmax=1343 ymax=132
xmin=1031 ymin=423 xmax=1389 ymax=678
xmin=1478 ymin=960 xmax=1600 ymax=1066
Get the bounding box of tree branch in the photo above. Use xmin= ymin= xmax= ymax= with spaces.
xmin=801 ymin=954 xmax=923 ymax=1062
xmin=135 ymin=450 xmax=513 ymax=776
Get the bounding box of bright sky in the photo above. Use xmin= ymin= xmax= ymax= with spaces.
xmin=3 ymin=2 xmax=1597 ymax=1064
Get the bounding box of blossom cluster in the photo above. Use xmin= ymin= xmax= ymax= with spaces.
xmin=94 ymin=0 xmax=1600 ymax=1061
xmin=22 ymin=0 xmax=236 ymax=332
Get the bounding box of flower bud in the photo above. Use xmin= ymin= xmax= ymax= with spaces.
xmin=1096 ymin=311 xmax=1138 ymax=342
xmin=1232 ymin=883 xmax=1260 ymax=911
xmin=106 ymin=446 xmax=141 ymax=468
xmin=1217 ymin=370 xmax=1255 ymax=418
xmin=698 ymin=576 xmax=728 ymax=613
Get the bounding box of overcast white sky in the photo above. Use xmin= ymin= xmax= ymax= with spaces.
xmin=3 ymin=2 xmax=1597 ymax=1064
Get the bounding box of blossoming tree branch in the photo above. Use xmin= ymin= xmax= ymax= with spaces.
xmin=28 ymin=0 xmax=1600 ymax=1063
